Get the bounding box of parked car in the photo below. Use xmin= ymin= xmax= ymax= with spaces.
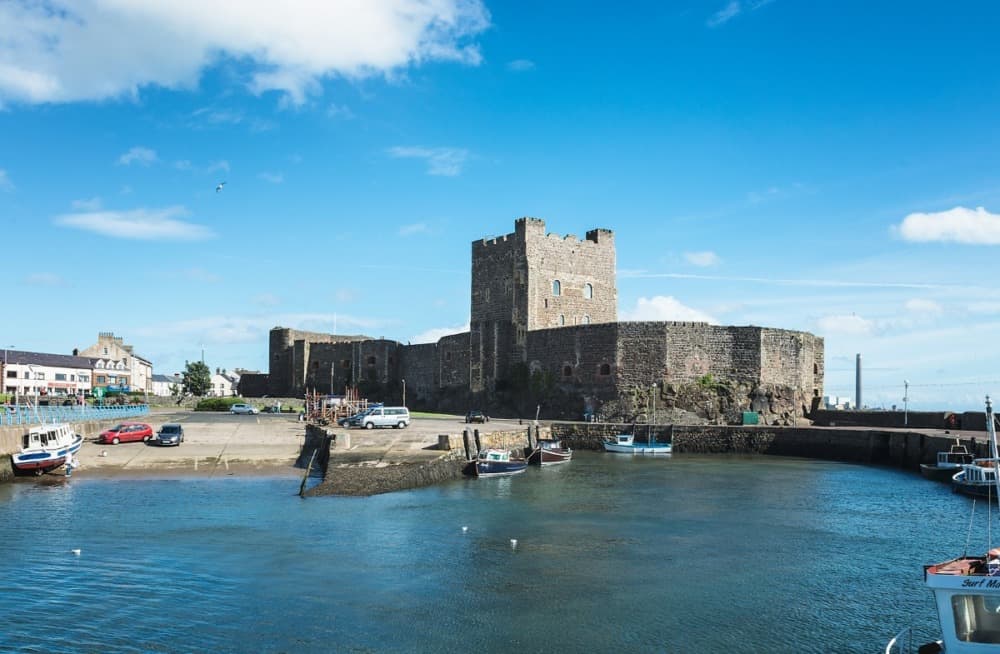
xmin=356 ymin=406 xmax=410 ymax=429
xmin=97 ymin=422 xmax=153 ymax=445
xmin=230 ymin=403 xmax=259 ymax=415
xmin=465 ymin=410 xmax=488 ymax=424
xmin=152 ymin=423 xmax=184 ymax=446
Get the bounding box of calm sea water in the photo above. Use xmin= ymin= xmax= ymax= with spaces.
xmin=0 ymin=453 xmax=981 ymax=653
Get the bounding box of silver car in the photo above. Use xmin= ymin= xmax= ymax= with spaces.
xmin=230 ymin=403 xmax=259 ymax=415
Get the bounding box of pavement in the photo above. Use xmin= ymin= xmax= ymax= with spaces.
xmin=70 ymin=409 xmax=532 ymax=478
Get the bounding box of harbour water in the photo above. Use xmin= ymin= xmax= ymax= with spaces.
xmin=0 ymin=453 xmax=975 ymax=653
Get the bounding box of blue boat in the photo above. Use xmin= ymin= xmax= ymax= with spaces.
xmin=602 ymin=433 xmax=672 ymax=455
xmin=475 ymin=448 xmax=528 ymax=477
xmin=11 ymin=423 xmax=83 ymax=475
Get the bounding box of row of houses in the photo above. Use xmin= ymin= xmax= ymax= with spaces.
xmin=2 ymin=332 xmax=241 ymax=400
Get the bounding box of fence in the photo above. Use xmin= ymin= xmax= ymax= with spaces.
xmin=0 ymin=404 xmax=149 ymax=426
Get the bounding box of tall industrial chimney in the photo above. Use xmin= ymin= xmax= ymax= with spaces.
xmin=855 ymin=353 xmax=862 ymax=410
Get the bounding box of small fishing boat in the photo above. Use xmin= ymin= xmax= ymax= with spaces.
xmin=952 ymin=456 xmax=1000 ymax=499
xmin=920 ymin=440 xmax=974 ymax=481
xmin=527 ymin=438 xmax=573 ymax=466
xmin=11 ymin=423 xmax=83 ymax=475
xmin=602 ymin=433 xmax=672 ymax=455
xmin=887 ymin=397 xmax=1000 ymax=654
xmin=475 ymin=448 xmax=527 ymax=477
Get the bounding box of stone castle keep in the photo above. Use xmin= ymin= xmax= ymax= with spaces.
xmin=241 ymin=218 xmax=824 ymax=421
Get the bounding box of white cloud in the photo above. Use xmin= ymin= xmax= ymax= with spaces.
xmin=904 ymin=298 xmax=943 ymax=315
xmin=258 ymin=172 xmax=284 ymax=184
xmin=895 ymin=206 xmax=1000 ymax=245
xmin=707 ymin=0 xmax=774 ymax=27
xmin=399 ymin=222 xmax=429 ymax=236
xmin=621 ymin=296 xmax=719 ymax=323
xmin=0 ymin=1 xmax=490 ymax=106
xmin=54 ymin=206 xmax=214 ymax=241
xmin=253 ymin=293 xmax=281 ymax=307
xmin=71 ymin=197 xmax=101 ymax=210
xmin=683 ymin=251 xmax=721 ymax=267
xmin=412 ymin=322 xmax=469 ymax=344
xmin=174 ymin=160 xmax=193 ymax=171
xmin=969 ymin=302 xmax=1000 ymax=315
xmin=816 ymin=313 xmax=874 ymax=336
xmin=388 ymin=146 xmax=468 ymax=176
xmin=707 ymin=1 xmax=742 ymax=26
xmin=507 ymin=59 xmax=535 ymax=71
xmin=24 ymin=272 xmax=65 ymax=286
xmin=136 ymin=312 xmax=386 ymax=345
xmin=207 ymin=160 xmax=230 ymax=174
xmin=117 ymin=146 xmax=157 ymax=166
xmin=327 ymin=103 xmax=354 ymax=119
xmin=0 ymin=168 xmax=13 ymax=191
xmin=334 ymin=288 xmax=357 ymax=303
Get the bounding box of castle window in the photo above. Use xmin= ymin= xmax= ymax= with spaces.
xmin=366 ymin=356 xmax=376 ymax=366
xmin=558 ymin=314 xmax=565 ymax=326
xmin=584 ymin=283 xmax=593 ymax=299
xmin=341 ymin=359 xmax=350 ymax=369
xmin=544 ymin=299 xmax=548 ymax=309
xmin=552 ymin=280 xmax=561 ymax=296
xmin=582 ymin=315 xmax=591 ymax=324
xmin=484 ymin=288 xmax=490 ymax=302
xmin=599 ymin=363 xmax=611 ymax=376
xmin=445 ymin=352 xmax=452 ymax=361
xmin=563 ymin=365 xmax=572 ymax=377
xmin=813 ymin=363 xmax=818 ymax=374
xmin=312 ymin=362 xmax=319 ymax=369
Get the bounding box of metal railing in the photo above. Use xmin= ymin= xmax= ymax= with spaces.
xmin=0 ymin=404 xmax=149 ymax=426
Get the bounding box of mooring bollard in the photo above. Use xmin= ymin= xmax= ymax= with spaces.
xmin=473 ymin=429 xmax=481 ymax=454
xmin=437 ymin=434 xmax=451 ymax=451
xmin=526 ymin=426 xmax=534 ymax=449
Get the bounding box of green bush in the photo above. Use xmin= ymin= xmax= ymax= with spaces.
xmin=195 ymin=397 xmax=252 ymax=412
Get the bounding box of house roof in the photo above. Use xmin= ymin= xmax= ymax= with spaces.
xmin=152 ymin=374 xmax=182 ymax=383
xmin=2 ymin=349 xmax=95 ymax=369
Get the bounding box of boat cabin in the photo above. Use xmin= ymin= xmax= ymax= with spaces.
xmin=22 ymin=424 xmax=71 ymax=451
xmin=480 ymin=449 xmax=510 ymax=462
xmin=938 ymin=444 xmax=975 ymax=467
xmin=611 ymin=434 xmax=634 ymax=446
xmin=925 ymin=553 xmax=1000 ymax=651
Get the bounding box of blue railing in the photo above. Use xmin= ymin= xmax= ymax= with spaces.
xmin=0 ymin=404 xmax=149 ymax=426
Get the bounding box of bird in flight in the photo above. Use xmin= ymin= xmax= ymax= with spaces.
xmin=215 ymin=182 xmax=226 ymax=193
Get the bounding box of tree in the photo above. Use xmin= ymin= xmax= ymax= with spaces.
xmin=182 ymin=361 xmax=212 ymax=397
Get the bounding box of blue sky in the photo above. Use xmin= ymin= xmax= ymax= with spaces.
xmin=2 ymin=0 xmax=1000 ymax=410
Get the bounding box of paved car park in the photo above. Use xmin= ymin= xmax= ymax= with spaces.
xmin=71 ymin=409 xmax=534 ymax=477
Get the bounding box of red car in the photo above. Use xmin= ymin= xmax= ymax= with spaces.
xmin=97 ymin=422 xmax=153 ymax=445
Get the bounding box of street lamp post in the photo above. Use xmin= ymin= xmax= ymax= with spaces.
xmin=402 ymin=378 xmax=406 ymax=407
xmin=903 ymin=380 xmax=910 ymax=426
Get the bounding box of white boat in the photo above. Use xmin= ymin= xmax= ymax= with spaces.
xmin=11 ymin=423 xmax=83 ymax=475
xmin=920 ymin=441 xmax=974 ymax=482
xmin=602 ymin=433 xmax=672 ymax=455
xmin=887 ymin=397 xmax=1000 ymax=654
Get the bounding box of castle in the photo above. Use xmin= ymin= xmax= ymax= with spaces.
xmin=240 ymin=218 xmax=824 ymax=420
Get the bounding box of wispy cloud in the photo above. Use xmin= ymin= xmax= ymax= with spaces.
xmin=388 ymin=146 xmax=469 ymax=176
xmin=0 ymin=3 xmax=490 ymax=106
xmin=258 ymin=172 xmax=284 ymax=184
xmin=117 ymin=146 xmax=157 ymax=166
xmin=507 ymin=59 xmax=535 ymax=71
xmin=816 ymin=313 xmax=874 ymax=336
xmin=399 ymin=222 xmax=429 ymax=236
xmin=207 ymin=160 xmax=230 ymax=174
xmin=620 ymin=296 xmax=719 ymax=323
xmin=327 ymin=103 xmax=354 ymax=119
xmin=894 ymin=206 xmax=1000 ymax=245
xmin=707 ymin=0 xmax=774 ymax=27
xmin=54 ymin=206 xmax=214 ymax=241
xmin=24 ymin=272 xmax=65 ymax=287
xmin=904 ymin=298 xmax=943 ymax=315
xmin=71 ymin=197 xmax=101 ymax=211
xmin=253 ymin=293 xmax=281 ymax=307
xmin=135 ymin=312 xmax=387 ymax=345
xmin=182 ymin=268 xmax=221 ymax=283
xmin=412 ymin=322 xmax=470 ymax=344
xmin=683 ymin=251 xmax=721 ymax=267
xmin=0 ymin=168 xmax=13 ymax=191
xmin=619 ymin=270 xmax=970 ymax=291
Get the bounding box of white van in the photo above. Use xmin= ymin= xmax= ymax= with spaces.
xmin=360 ymin=406 xmax=410 ymax=429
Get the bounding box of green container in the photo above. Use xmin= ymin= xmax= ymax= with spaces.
xmin=742 ymin=411 xmax=759 ymax=425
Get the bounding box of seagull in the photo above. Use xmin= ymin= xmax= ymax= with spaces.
xmin=215 ymin=182 xmax=226 ymax=193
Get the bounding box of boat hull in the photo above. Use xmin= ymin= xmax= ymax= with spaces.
xmin=603 ymin=442 xmax=672 ymax=455
xmin=527 ymin=440 xmax=573 ymax=466
xmin=920 ymin=463 xmax=963 ymax=482
xmin=475 ymin=460 xmax=528 ymax=477
xmin=11 ymin=432 xmax=83 ymax=472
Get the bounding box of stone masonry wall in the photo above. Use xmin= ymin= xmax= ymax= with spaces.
xmin=399 ymin=343 xmax=437 ymax=407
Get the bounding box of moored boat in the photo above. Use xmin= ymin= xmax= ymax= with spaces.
xmin=11 ymin=423 xmax=83 ymax=475
xmin=602 ymin=433 xmax=672 ymax=455
xmin=527 ymin=438 xmax=572 ymax=466
xmin=887 ymin=397 xmax=1000 ymax=653
xmin=920 ymin=441 xmax=975 ymax=481
xmin=952 ymin=456 xmax=1000 ymax=499
xmin=475 ymin=448 xmax=528 ymax=477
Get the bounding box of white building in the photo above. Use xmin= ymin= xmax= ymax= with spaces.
xmin=151 ymin=373 xmax=183 ymax=397
xmin=209 ymin=370 xmax=240 ymax=397
xmin=2 ymin=349 xmax=93 ymax=400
